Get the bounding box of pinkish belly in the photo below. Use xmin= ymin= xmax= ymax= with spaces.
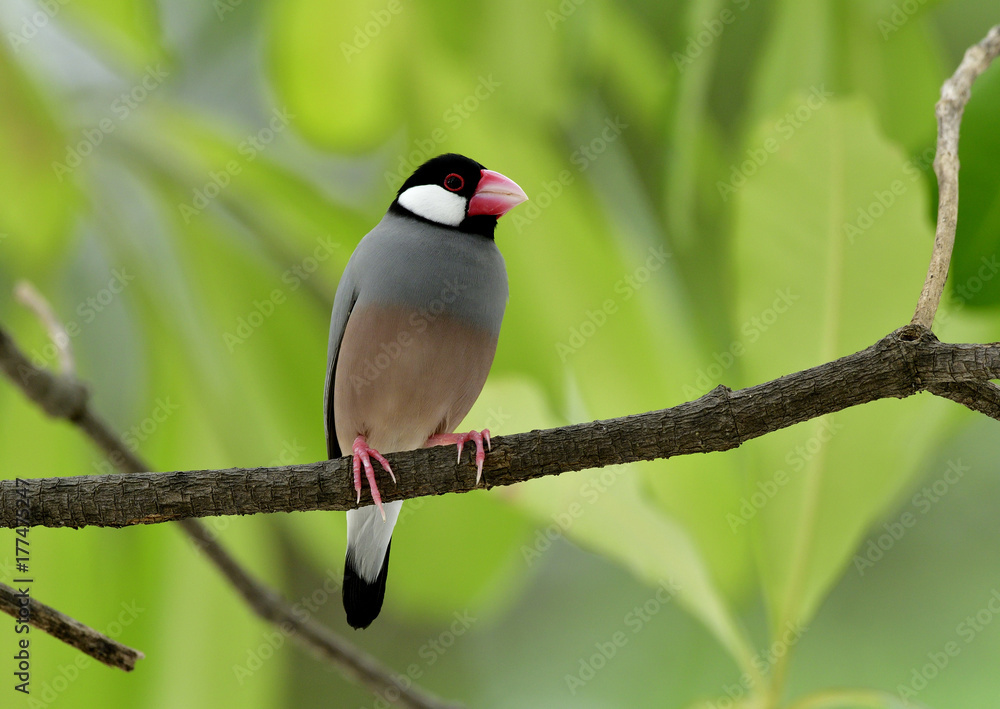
xmin=333 ymin=303 xmax=497 ymax=454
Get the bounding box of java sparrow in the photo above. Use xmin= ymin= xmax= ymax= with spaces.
xmin=324 ymin=154 xmax=528 ymax=629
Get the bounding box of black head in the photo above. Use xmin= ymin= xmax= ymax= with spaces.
xmin=390 ymin=153 xmax=527 ymax=238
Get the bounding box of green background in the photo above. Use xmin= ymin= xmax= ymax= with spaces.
xmin=1 ymin=1 xmax=1000 ymax=707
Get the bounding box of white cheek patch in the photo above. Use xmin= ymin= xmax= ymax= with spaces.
xmin=398 ymin=184 xmax=467 ymax=226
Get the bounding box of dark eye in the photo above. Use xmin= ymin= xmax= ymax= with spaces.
xmin=443 ymin=173 xmax=464 ymax=192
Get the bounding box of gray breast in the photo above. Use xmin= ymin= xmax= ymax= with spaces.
xmin=349 ymin=213 xmax=508 ymax=335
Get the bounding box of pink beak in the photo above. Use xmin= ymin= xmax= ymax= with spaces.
xmin=467 ymin=169 xmax=529 ymax=218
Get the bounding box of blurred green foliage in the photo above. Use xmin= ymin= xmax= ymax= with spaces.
xmin=1 ymin=1 xmax=999 ymax=707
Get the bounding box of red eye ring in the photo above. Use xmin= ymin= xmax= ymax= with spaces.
xmin=443 ymin=173 xmax=464 ymax=192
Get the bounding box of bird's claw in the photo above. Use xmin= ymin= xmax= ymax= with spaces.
xmin=351 ymin=435 xmax=395 ymax=521
xmin=426 ymin=429 xmax=491 ymax=484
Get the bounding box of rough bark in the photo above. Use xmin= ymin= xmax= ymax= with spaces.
xmin=0 ymin=582 xmax=143 ymax=671
xmin=4 ymin=326 xmax=1000 ymax=529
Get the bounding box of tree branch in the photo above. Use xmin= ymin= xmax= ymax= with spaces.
xmin=0 ymin=312 xmax=458 ymax=709
xmin=912 ymin=24 xmax=1000 ymax=328
xmin=0 ymin=582 xmax=143 ymax=671
xmin=3 ymin=324 xmax=1000 ymax=529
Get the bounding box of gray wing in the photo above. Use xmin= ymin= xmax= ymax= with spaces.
xmin=323 ymin=257 xmax=360 ymax=459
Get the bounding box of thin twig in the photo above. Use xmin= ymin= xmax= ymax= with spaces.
xmin=0 ymin=303 xmax=457 ymax=709
xmin=0 ymin=582 xmax=143 ymax=671
xmin=14 ymin=280 xmax=76 ymax=377
xmin=912 ymin=24 xmax=1000 ymax=329
xmin=176 ymin=519 xmax=457 ymax=708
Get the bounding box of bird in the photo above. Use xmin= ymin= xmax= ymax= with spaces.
xmin=323 ymin=153 xmax=528 ymax=629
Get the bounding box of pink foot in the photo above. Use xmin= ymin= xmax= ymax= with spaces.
xmin=425 ymin=429 xmax=491 ymax=484
xmin=352 ymin=435 xmax=396 ymax=521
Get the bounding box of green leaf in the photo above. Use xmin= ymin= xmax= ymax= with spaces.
xmin=732 ymin=97 xmax=946 ymax=633
xmin=950 ymin=64 xmax=1000 ymax=307
xmin=748 ymin=0 xmax=943 ymax=151
xmin=851 ymin=11 xmax=942 ymax=151
xmin=664 ymin=0 xmax=725 ymax=252
xmin=583 ymin=2 xmax=674 ymax=138
xmin=493 ymin=378 xmax=759 ymax=682
xmin=747 ymin=0 xmax=832 ymax=132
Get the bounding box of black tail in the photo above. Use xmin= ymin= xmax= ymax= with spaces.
xmin=343 ymin=541 xmax=392 ymax=629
